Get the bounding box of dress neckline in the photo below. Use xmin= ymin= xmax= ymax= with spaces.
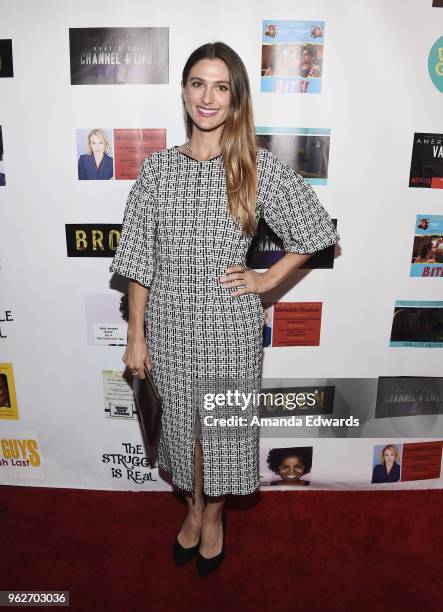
xmin=174 ymin=145 xmax=222 ymax=163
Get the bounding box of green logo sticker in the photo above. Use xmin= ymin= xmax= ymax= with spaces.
xmin=428 ymin=36 xmax=443 ymax=92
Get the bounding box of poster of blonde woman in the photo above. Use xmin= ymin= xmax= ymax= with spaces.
xmin=77 ymin=128 xmax=114 ymax=180
xmin=371 ymin=444 xmax=402 ymax=483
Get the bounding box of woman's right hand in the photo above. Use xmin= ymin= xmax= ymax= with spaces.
xmin=123 ymin=334 xmax=152 ymax=379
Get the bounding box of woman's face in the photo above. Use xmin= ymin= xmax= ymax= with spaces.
xmin=182 ymin=58 xmax=232 ymax=133
xmin=302 ymin=50 xmax=313 ymax=65
xmin=278 ymin=455 xmax=305 ymax=481
xmin=384 ymin=448 xmax=396 ymax=464
xmin=90 ymin=135 xmax=105 ymax=155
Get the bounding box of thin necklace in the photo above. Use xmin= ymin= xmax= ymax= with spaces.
xmin=185 ymin=140 xmax=220 ymax=160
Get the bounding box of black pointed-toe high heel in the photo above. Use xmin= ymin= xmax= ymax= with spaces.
xmin=196 ymin=511 xmax=226 ymax=577
xmin=173 ymin=536 xmax=200 ymax=566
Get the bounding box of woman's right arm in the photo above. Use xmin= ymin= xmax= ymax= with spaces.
xmin=123 ymin=280 xmax=152 ymax=379
xmin=109 ymin=156 xmax=159 ymax=378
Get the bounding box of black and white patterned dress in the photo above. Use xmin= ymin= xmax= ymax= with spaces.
xmin=110 ymin=145 xmax=340 ymax=496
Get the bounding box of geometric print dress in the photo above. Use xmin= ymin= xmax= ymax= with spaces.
xmin=109 ymin=145 xmax=340 ymax=496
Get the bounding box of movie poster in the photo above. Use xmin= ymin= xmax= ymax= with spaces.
xmin=256 ymin=127 xmax=330 ymax=184
xmin=410 ymin=215 xmax=443 ymax=277
xmin=371 ymin=441 xmax=442 ymax=483
xmin=262 ymin=304 xmax=273 ymax=347
xmin=0 ymin=125 xmax=5 ymax=186
xmin=85 ymin=294 xmax=128 ymax=346
xmin=100 ymin=440 xmax=159 ymax=485
xmin=66 ymin=224 xmax=122 ymax=257
xmin=0 ymin=363 xmax=19 ymax=420
xmin=260 ymin=444 xmax=313 ymax=487
xmin=69 ymin=27 xmax=169 ymax=85
xmin=114 ymin=129 xmax=166 ymax=179
xmin=375 ymin=377 xmax=443 ymax=418
xmin=76 ymin=128 xmax=165 ymax=180
xmin=77 ymin=128 xmax=114 ymax=180
xmin=102 ymin=371 xmax=136 ymax=419
xmin=390 ymin=300 xmax=443 ymax=348
xmin=371 ymin=443 xmax=402 ymax=483
xmin=0 ymin=431 xmax=44 ymax=480
xmin=400 ymin=441 xmax=442 ymax=481
xmin=409 ymin=133 xmax=443 ymax=188
xmin=272 ymin=302 xmax=322 ymax=347
xmin=0 ymin=40 xmax=13 ymax=78
xmin=261 ymin=20 xmax=325 ymax=94
xmin=247 ymin=217 xmax=337 ymax=270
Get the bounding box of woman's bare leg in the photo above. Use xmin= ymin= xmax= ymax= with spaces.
xmin=177 ymin=436 xmax=227 ymax=556
xmin=200 ymin=494 xmax=227 ymax=557
xmin=176 ymin=437 xmax=205 ymax=547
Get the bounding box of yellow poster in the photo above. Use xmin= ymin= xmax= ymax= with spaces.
xmin=0 ymin=363 xmax=19 ymax=419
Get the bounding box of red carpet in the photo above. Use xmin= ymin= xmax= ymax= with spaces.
xmin=0 ymin=486 xmax=441 ymax=611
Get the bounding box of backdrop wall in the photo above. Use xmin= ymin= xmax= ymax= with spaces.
xmin=1 ymin=0 xmax=442 ymax=491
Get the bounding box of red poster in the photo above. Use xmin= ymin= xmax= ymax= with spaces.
xmin=401 ymin=441 xmax=442 ymax=481
xmin=272 ymin=302 xmax=322 ymax=347
xmin=114 ymin=129 xmax=166 ymax=180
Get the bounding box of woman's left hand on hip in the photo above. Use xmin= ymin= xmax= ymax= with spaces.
xmin=220 ymin=266 xmax=274 ymax=297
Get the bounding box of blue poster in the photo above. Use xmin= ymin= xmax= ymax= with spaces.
xmin=410 ymin=215 xmax=443 ymax=277
xmin=390 ymin=300 xmax=443 ymax=348
xmin=255 ymin=127 xmax=330 ymax=185
xmin=261 ymin=20 xmax=325 ymax=94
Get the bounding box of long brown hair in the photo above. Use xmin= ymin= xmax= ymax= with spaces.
xmin=181 ymin=42 xmax=257 ymax=236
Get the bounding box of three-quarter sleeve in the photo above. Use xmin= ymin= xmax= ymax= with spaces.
xmin=109 ymin=157 xmax=157 ymax=288
xmin=263 ymin=160 xmax=340 ymax=255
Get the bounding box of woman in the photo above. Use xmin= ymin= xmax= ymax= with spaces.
xmin=78 ymin=128 xmax=114 ymax=180
xmin=311 ymin=26 xmax=323 ymax=39
xmin=413 ymin=242 xmax=435 ymax=263
xmin=262 ymin=306 xmax=272 ymax=347
xmin=300 ymin=44 xmax=321 ymax=78
xmin=109 ymin=41 xmax=340 ymax=576
xmin=372 ymin=445 xmax=401 ymax=483
xmin=266 ymin=447 xmax=312 ymax=486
